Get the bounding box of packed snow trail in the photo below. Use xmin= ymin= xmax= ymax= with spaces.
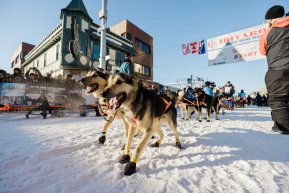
xmin=0 ymin=106 xmax=289 ymax=193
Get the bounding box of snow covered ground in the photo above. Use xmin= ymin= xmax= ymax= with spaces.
xmin=0 ymin=106 xmax=289 ymax=193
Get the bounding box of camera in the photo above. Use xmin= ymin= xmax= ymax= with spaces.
xmin=31 ymin=67 xmax=39 ymax=71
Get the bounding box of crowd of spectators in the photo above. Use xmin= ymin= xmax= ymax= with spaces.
xmin=0 ymin=67 xmax=80 ymax=88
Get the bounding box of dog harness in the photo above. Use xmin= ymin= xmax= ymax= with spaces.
xmin=178 ymin=97 xmax=197 ymax=106
xmin=129 ymin=95 xmax=171 ymax=124
xmin=196 ymin=91 xmax=206 ymax=105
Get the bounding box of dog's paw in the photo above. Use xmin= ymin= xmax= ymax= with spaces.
xmin=150 ymin=142 xmax=160 ymax=148
xmin=222 ymin=112 xmax=225 ymax=115
xmin=215 ymin=117 xmax=219 ymax=120
xmin=124 ymin=161 xmax=136 ymax=176
xmin=119 ymin=154 xmax=130 ymax=164
xmin=176 ymin=142 xmax=182 ymax=149
xmin=99 ymin=136 xmax=106 ymax=144
xmin=121 ymin=144 xmax=126 ymax=150
xmin=199 ymin=119 xmax=202 ymax=122
xmin=206 ymin=119 xmax=211 ymax=122
xmin=134 ymin=133 xmax=139 ymax=138
xmin=186 ymin=118 xmax=189 ymax=120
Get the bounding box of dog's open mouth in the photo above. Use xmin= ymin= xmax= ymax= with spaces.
xmin=85 ymin=84 xmax=99 ymax=94
xmin=109 ymin=92 xmax=126 ymax=111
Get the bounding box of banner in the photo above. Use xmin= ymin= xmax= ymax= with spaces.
xmin=0 ymin=83 xmax=25 ymax=105
xmin=165 ymin=81 xmax=203 ymax=90
xmin=208 ymin=41 xmax=266 ymax=66
xmin=207 ymin=23 xmax=269 ymax=51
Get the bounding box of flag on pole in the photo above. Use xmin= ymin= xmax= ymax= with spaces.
xmin=182 ymin=43 xmax=190 ymax=55
xmin=198 ymin=40 xmax=206 ymax=54
xmin=190 ymin=42 xmax=199 ymax=54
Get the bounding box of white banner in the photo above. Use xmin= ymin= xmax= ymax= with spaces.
xmin=208 ymin=41 xmax=266 ymax=66
xmin=207 ymin=23 xmax=268 ymax=51
xmin=165 ymin=81 xmax=203 ymax=90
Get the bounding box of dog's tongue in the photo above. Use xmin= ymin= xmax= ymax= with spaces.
xmin=109 ymin=97 xmax=119 ymax=111
xmin=109 ymin=94 xmax=123 ymax=111
xmin=87 ymin=86 xmax=92 ymax=92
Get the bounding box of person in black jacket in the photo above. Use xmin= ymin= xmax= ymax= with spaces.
xmin=247 ymin=95 xmax=252 ymax=106
xmin=12 ymin=68 xmax=25 ymax=82
xmin=0 ymin=70 xmax=7 ymax=82
xmin=255 ymin=93 xmax=263 ymax=107
xmin=259 ymin=5 xmax=289 ymax=134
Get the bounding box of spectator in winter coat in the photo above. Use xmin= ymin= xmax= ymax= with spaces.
xmin=25 ymin=67 xmax=42 ymax=82
xmin=186 ymin=85 xmax=195 ymax=99
xmin=203 ymin=81 xmax=213 ymax=97
xmin=0 ymin=70 xmax=7 ymax=82
xmin=247 ymin=95 xmax=252 ymax=106
xmin=259 ymin=5 xmax=289 ymax=134
xmin=119 ymin=53 xmax=133 ymax=75
xmin=151 ymin=85 xmax=158 ymax=93
xmin=223 ymin=81 xmax=235 ymax=98
xmin=238 ymin=90 xmax=246 ymax=107
xmin=255 ymin=93 xmax=263 ymax=107
xmin=12 ymin=68 xmax=25 ymax=82
xmin=65 ymin=74 xmax=76 ymax=86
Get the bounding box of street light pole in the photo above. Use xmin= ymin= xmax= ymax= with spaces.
xmin=99 ymin=0 xmax=108 ymax=69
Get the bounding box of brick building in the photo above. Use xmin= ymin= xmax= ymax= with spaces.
xmin=10 ymin=42 xmax=35 ymax=74
xmin=111 ymin=20 xmax=153 ymax=81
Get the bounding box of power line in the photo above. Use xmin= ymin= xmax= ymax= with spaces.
xmin=155 ymin=66 xmax=207 ymax=81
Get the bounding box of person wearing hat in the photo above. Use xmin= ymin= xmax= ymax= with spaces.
xmin=259 ymin=5 xmax=289 ymax=134
xmin=185 ymin=85 xmax=195 ymax=99
xmin=203 ymin=81 xmax=213 ymax=97
xmin=222 ymin=81 xmax=235 ymax=98
xmin=119 ymin=52 xmax=133 ymax=75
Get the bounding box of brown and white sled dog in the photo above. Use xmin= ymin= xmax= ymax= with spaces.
xmin=101 ymin=73 xmax=182 ymax=176
xmin=176 ymin=89 xmax=199 ymax=120
xmin=79 ymin=71 xmax=130 ymax=149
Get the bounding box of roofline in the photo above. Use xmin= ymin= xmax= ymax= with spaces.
xmin=24 ymin=22 xmax=62 ymax=61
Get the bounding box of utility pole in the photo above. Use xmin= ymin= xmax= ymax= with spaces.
xmin=99 ymin=0 xmax=108 ymax=69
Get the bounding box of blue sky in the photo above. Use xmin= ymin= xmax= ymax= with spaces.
xmin=0 ymin=0 xmax=288 ymax=94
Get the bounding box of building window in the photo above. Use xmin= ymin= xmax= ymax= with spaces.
xmin=21 ymin=52 xmax=28 ymax=59
xmin=44 ymin=54 xmax=47 ymax=66
xmin=37 ymin=60 xmax=39 ymax=67
xmin=143 ymin=66 xmax=150 ymax=76
xmin=66 ymin=33 xmax=72 ymax=51
xmin=56 ymin=45 xmax=60 ymax=60
xmin=134 ymin=63 xmax=150 ymax=76
xmin=33 ymin=62 xmax=35 ymax=67
xmin=11 ymin=61 xmax=14 ymax=68
xmin=16 ymin=56 xmax=19 ymax=64
xmin=81 ymin=36 xmax=88 ymax=55
xmin=135 ymin=38 xmax=150 ymax=54
xmin=93 ymin=43 xmax=100 ymax=60
xmin=121 ymin=33 xmax=131 ymax=41
xmin=116 ymin=52 xmax=124 ymax=66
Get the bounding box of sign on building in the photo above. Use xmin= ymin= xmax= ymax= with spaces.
xmin=207 ymin=23 xmax=269 ymax=66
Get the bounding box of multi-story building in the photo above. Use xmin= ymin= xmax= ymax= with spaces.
xmin=21 ymin=0 xmax=138 ymax=80
xmin=10 ymin=42 xmax=35 ymax=74
xmin=111 ymin=20 xmax=153 ymax=81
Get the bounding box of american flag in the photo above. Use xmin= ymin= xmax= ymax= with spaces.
xmin=182 ymin=43 xmax=190 ymax=55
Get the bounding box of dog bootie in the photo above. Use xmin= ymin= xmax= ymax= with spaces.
xmin=186 ymin=118 xmax=189 ymax=120
xmin=150 ymin=141 xmax=160 ymax=148
xmin=199 ymin=119 xmax=202 ymax=122
xmin=206 ymin=119 xmax=211 ymax=122
xmin=119 ymin=154 xmax=130 ymax=164
xmin=222 ymin=112 xmax=225 ymax=115
xmin=124 ymin=161 xmax=136 ymax=176
xmin=216 ymin=117 xmax=219 ymax=120
xmin=182 ymin=117 xmax=184 ymax=119
xmin=121 ymin=144 xmax=126 ymax=150
xmin=99 ymin=132 xmax=106 ymax=144
xmin=176 ymin=141 xmax=182 ymax=149
xmin=134 ymin=133 xmax=139 ymax=138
